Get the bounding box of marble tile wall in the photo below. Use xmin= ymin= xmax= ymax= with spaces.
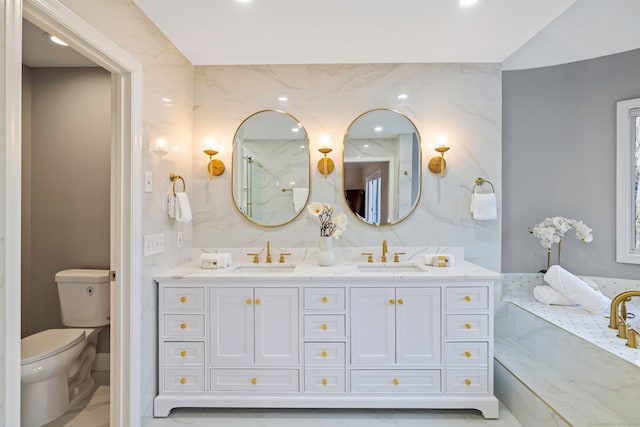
xmin=192 ymin=63 xmax=502 ymax=270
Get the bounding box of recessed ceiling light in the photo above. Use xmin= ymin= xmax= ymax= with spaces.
xmin=237 ymin=0 xmax=252 ymax=3
xmin=162 ymin=97 xmax=172 ymax=103
xmin=278 ymin=96 xmax=288 ymax=102
xmin=363 ymin=144 xmax=369 ymax=148
xmin=44 ymin=32 xmax=68 ymax=46
xmin=460 ymin=0 xmax=478 ymax=6
xmin=291 ymin=127 xmax=299 ymax=133
xmin=397 ymin=93 xmax=408 ymax=100
xmin=374 ymin=126 xmax=383 ymax=132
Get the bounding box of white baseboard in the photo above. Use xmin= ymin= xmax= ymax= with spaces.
xmin=93 ymin=352 xmax=110 ymax=372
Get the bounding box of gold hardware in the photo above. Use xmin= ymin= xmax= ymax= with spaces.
xmin=180 ymin=350 xmax=187 ymax=358
xmin=472 ymin=177 xmax=495 ymax=194
xmin=464 ymin=323 xmax=472 ymax=329
xmin=255 ymin=299 xmax=261 ymax=305
xmin=180 ymin=323 xmax=187 ymax=330
xmin=428 ymin=137 xmax=450 ymax=177
xmin=609 ymin=291 xmax=640 ymax=330
xmin=180 ymin=296 xmax=187 ymax=303
xmin=393 ymin=378 xmax=399 ymax=386
xmin=322 ymin=296 xmax=328 ymax=303
xmin=389 ymin=299 xmax=395 ymax=305
xmin=279 ymin=252 xmax=291 ymax=263
xmin=361 ymin=252 xmax=374 ymax=263
xmin=169 ymin=172 xmax=186 ymax=196
xmin=180 ymin=377 xmax=186 ymax=385
xmin=393 ymin=252 xmax=406 ymax=262
xmin=317 ymin=147 xmax=335 ymax=178
xmin=266 ymin=240 xmax=272 ymax=263
xmin=322 ymin=378 xmax=328 ymax=386
xmin=321 ymin=323 xmax=327 ymax=330
xmin=203 ymin=141 xmax=225 ymax=180
xmin=247 ymin=253 xmax=259 ymax=263
xmin=465 ymin=295 xmax=471 ymax=302
xmin=464 ymin=351 xmax=471 ymax=358
xmin=397 ymin=299 xmax=404 ymax=305
xmin=381 ymin=240 xmax=388 ymax=262
xmin=464 ymin=378 xmax=472 ymax=386
xmin=246 ymin=298 xmax=252 ymax=305
xmin=618 ymin=317 xmax=628 ymax=339
xmin=251 ymin=377 xmax=257 ymax=385
xmin=627 ymin=328 xmax=639 ymax=348
xmin=321 ymin=351 xmax=328 ymax=358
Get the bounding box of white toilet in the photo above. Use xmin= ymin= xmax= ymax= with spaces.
xmin=21 ymin=269 xmax=110 ymax=427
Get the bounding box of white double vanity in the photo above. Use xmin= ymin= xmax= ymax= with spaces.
xmin=153 ymin=255 xmax=500 ymax=419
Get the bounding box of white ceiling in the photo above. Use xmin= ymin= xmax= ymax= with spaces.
xmin=22 ymin=19 xmax=97 ymax=67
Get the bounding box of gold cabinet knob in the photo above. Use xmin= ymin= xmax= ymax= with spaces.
xmin=464 ymin=323 xmax=472 ymax=329
xmin=393 ymin=378 xmax=399 ymax=386
xmin=321 ymin=323 xmax=328 ymax=330
xmin=464 ymin=351 xmax=471 ymax=358
xmin=251 ymin=377 xmax=257 ymax=385
xmin=321 ymin=378 xmax=328 ymax=386
xmin=397 ymin=299 xmax=404 ymax=305
xmin=179 ymin=377 xmax=186 ymax=385
xmin=464 ymin=378 xmax=472 ymax=386
xmin=180 ymin=350 xmax=187 ymax=358
xmin=465 ymin=295 xmax=471 ymax=302
xmin=322 ymin=296 xmax=328 ymax=303
xmin=180 ymin=296 xmax=187 ymax=303
xmin=321 ymin=350 xmax=328 ymax=358
xmin=246 ymin=298 xmax=252 ymax=305
xmin=255 ymin=299 xmax=261 ymax=305
xmin=389 ymin=299 xmax=395 ymax=305
xmin=180 ymin=322 xmax=187 ymax=330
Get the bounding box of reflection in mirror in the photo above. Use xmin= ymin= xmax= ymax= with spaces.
xmin=343 ymin=109 xmax=421 ymax=226
xmin=232 ymin=110 xmax=310 ymax=227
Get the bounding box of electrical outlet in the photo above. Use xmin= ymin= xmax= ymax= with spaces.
xmin=143 ymin=233 xmax=164 ymax=256
xmin=177 ymin=232 xmax=183 ymax=248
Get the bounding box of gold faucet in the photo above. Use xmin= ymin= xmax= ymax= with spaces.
xmin=608 ymin=290 xmax=640 ymax=330
xmin=266 ymin=240 xmax=272 ymax=263
xmin=381 ymin=240 xmax=388 ymax=262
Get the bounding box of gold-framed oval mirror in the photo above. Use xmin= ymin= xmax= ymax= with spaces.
xmin=343 ymin=109 xmax=422 ymax=226
xmin=232 ymin=110 xmax=310 ymax=227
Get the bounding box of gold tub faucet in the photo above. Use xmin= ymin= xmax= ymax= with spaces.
xmin=381 ymin=240 xmax=388 ymax=262
xmin=608 ymin=290 xmax=640 ymax=330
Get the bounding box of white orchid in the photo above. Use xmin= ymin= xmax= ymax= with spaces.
xmin=529 ymin=216 xmax=593 ymax=249
xmin=308 ymin=202 xmax=348 ymax=238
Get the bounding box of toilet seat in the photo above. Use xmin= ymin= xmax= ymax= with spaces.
xmin=21 ymin=329 xmax=85 ymax=365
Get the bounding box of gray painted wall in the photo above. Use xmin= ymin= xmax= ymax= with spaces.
xmin=502 ymin=48 xmax=640 ymax=278
xmin=21 ymin=67 xmax=111 ymax=342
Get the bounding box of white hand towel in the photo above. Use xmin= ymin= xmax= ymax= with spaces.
xmin=543 ymin=265 xmax=611 ymax=314
xmin=292 ymin=188 xmax=308 ymax=212
xmin=175 ymin=192 xmax=192 ymax=223
xmin=533 ymin=285 xmax=575 ymax=305
xmin=471 ymin=193 xmax=497 ymax=220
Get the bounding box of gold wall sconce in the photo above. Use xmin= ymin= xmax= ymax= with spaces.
xmin=317 ymin=135 xmax=334 ymax=179
xmin=427 ymin=135 xmax=450 ymax=177
xmin=202 ymin=138 xmax=225 ymax=180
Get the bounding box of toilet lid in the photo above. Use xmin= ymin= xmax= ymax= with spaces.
xmin=21 ymin=329 xmax=85 ymax=365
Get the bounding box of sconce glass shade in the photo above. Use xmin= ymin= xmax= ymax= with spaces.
xmin=153 ymin=138 xmax=169 ymax=156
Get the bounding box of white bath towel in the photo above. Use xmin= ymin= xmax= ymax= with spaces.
xmin=175 ymin=192 xmax=192 ymax=223
xmin=543 ymin=265 xmax=611 ymax=314
xmin=292 ymin=188 xmax=308 ymax=212
xmin=533 ymin=285 xmax=575 ymax=306
xmin=471 ymin=193 xmax=497 ymax=220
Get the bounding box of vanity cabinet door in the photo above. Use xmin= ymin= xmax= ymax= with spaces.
xmin=210 ymin=288 xmax=254 ymax=365
xmin=350 ymin=287 xmax=395 ymax=365
xmin=255 ymin=288 xmax=299 ymax=365
xmin=396 ymin=288 xmax=441 ymax=365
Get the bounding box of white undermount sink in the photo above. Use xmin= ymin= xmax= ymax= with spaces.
xmin=357 ymin=262 xmax=427 ymax=273
xmin=231 ymin=264 xmax=296 ymax=273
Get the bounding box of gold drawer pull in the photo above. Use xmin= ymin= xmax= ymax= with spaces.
xmin=397 ymin=299 xmax=404 ymax=305
xmin=322 ymin=296 xmax=328 ymax=303
xmin=180 ymin=350 xmax=187 ymax=358
xmin=321 ymin=323 xmax=328 ymax=330
xmin=321 ymin=351 xmax=328 ymax=358
xmin=180 ymin=296 xmax=187 ymax=303
xmin=180 ymin=322 xmax=187 ymax=330
xmin=393 ymin=378 xmax=399 ymax=386
xmin=321 ymin=378 xmax=328 ymax=386
xmin=251 ymin=377 xmax=257 ymax=385
xmin=389 ymin=299 xmax=395 ymax=305
xmin=179 ymin=377 xmax=186 ymax=385
xmin=464 ymin=378 xmax=472 ymax=386
xmin=255 ymin=299 xmax=261 ymax=305
xmin=464 ymin=323 xmax=472 ymax=329
xmin=465 ymin=295 xmax=471 ymax=302
xmin=464 ymin=351 xmax=471 ymax=358
xmin=246 ymin=298 xmax=252 ymax=305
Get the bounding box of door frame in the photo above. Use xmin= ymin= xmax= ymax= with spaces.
xmin=4 ymin=0 xmax=142 ymax=425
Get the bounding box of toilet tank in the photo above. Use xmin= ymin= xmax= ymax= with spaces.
xmin=55 ymin=269 xmax=110 ymax=327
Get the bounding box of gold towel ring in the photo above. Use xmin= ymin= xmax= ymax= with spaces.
xmin=472 ymin=177 xmax=494 ymax=194
xmin=169 ymin=172 xmax=186 ymax=196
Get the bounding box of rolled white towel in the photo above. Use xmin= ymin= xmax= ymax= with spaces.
xmin=533 ymin=285 xmax=575 ymax=306
xmin=422 ymin=254 xmax=455 ymax=267
xmin=543 ymin=265 xmax=611 ymax=314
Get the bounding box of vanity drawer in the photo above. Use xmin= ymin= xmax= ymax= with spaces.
xmin=163 ymin=341 xmax=205 ymax=366
xmin=163 ymin=287 xmax=205 ymax=310
xmin=351 ymin=369 xmax=441 ymax=393
xmin=304 ymin=315 xmax=346 ymax=339
xmin=304 ymin=342 xmax=345 ymax=366
xmin=163 ymin=314 xmax=205 ymax=338
xmin=304 ymin=369 xmax=346 ymax=393
xmin=304 ymin=288 xmax=345 ymax=310
xmin=210 ymin=369 xmax=299 ymax=392
xmin=163 ymin=369 xmax=205 ymax=392
xmin=445 ymin=314 xmax=489 ymax=339
xmin=445 ymin=342 xmax=488 ymax=366
xmin=446 ymin=287 xmax=489 ymax=311
xmin=446 ymin=368 xmax=488 ymax=393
